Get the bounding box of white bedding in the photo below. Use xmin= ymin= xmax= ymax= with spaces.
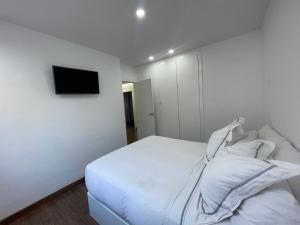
xmin=86 ymin=136 xmax=231 ymax=225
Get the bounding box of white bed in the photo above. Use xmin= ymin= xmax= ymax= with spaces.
xmin=85 ymin=136 xmax=231 ymax=225
xmin=86 ymin=134 xmax=300 ymax=225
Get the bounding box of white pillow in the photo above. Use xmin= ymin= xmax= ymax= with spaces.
xmin=231 ymin=183 xmax=300 ymax=225
xmin=223 ymin=140 xmax=276 ymax=160
xmin=259 ymin=124 xmax=286 ymax=145
xmin=199 ymin=153 xmax=300 ymax=224
xmin=274 ymin=141 xmax=300 ymax=202
xmin=237 ymin=130 xmax=258 ymax=143
xmin=206 ymin=117 xmax=246 ymax=161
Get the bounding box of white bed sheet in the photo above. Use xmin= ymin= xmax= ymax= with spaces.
xmin=86 ymin=136 xmax=232 ymax=225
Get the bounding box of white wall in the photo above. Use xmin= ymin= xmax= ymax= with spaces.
xmin=121 ymin=64 xmax=139 ymax=82
xmin=0 ymin=21 xmax=127 ymax=220
xmin=136 ymin=30 xmax=265 ymax=142
xmin=202 ymin=30 xmax=264 ymax=140
xmin=263 ymin=0 xmax=300 ymax=149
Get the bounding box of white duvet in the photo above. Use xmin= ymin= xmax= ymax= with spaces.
xmin=86 ymin=136 xmax=231 ymax=225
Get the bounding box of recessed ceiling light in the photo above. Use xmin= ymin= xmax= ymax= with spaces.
xmin=149 ymin=56 xmax=154 ymax=61
xmin=136 ymin=8 xmax=146 ymax=19
xmin=168 ymin=49 xmax=175 ymax=55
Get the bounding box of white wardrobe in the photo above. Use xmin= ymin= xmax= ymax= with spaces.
xmin=136 ymin=30 xmax=265 ymax=143
xmin=139 ymin=51 xmax=204 ymax=142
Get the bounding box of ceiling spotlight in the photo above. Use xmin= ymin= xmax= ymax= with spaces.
xmin=168 ymin=49 xmax=175 ymax=55
xmin=149 ymin=56 xmax=154 ymax=61
xmin=136 ymin=8 xmax=146 ymax=19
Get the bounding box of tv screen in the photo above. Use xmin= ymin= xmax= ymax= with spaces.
xmin=53 ymin=66 xmax=99 ymax=94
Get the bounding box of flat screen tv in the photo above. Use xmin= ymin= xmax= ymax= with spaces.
xmin=53 ymin=66 xmax=99 ymax=94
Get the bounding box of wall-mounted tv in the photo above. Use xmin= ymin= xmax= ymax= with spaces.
xmin=53 ymin=66 xmax=100 ymax=94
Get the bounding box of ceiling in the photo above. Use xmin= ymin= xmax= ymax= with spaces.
xmin=0 ymin=0 xmax=269 ymax=66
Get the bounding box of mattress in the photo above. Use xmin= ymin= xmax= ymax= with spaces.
xmin=85 ymin=136 xmax=231 ymax=225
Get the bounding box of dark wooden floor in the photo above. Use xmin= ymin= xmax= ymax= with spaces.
xmin=7 ymin=182 xmax=98 ymax=225
xmin=127 ymin=126 xmax=137 ymax=144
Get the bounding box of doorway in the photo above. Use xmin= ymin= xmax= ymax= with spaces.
xmin=122 ymin=82 xmax=137 ymax=144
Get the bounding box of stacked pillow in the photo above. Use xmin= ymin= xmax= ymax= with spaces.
xmin=223 ymin=140 xmax=275 ymax=160
xmin=237 ymin=130 xmax=258 ymax=143
xmin=198 ymin=154 xmax=300 ymax=224
xmin=199 ymin=119 xmax=300 ymax=225
xmin=230 ymin=182 xmax=300 ymax=225
xmin=256 ymin=125 xmax=300 ymax=201
xmin=205 ymin=118 xmax=276 ymax=161
xmin=205 ymin=117 xmax=246 ymax=161
xmin=259 ymin=124 xmax=286 ymax=145
xmin=273 ymin=140 xmax=300 ymax=202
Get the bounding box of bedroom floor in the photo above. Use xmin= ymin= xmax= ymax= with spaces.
xmin=5 ymin=182 xmax=98 ymax=225
xmin=127 ymin=126 xmax=137 ymax=144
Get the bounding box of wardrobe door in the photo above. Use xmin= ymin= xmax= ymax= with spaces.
xmin=176 ymin=52 xmax=201 ymax=142
xmin=153 ymin=58 xmax=180 ymax=139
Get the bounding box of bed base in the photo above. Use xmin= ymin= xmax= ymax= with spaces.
xmin=87 ymin=192 xmax=129 ymax=225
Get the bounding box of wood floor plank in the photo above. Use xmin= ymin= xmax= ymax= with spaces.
xmin=6 ymin=183 xmax=99 ymax=225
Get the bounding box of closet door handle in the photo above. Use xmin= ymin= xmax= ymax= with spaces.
xmin=149 ymin=112 xmax=155 ymax=116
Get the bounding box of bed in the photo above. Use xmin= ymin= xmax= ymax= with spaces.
xmin=85 ymin=136 xmax=231 ymax=225
xmin=85 ymin=133 xmax=300 ymax=225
